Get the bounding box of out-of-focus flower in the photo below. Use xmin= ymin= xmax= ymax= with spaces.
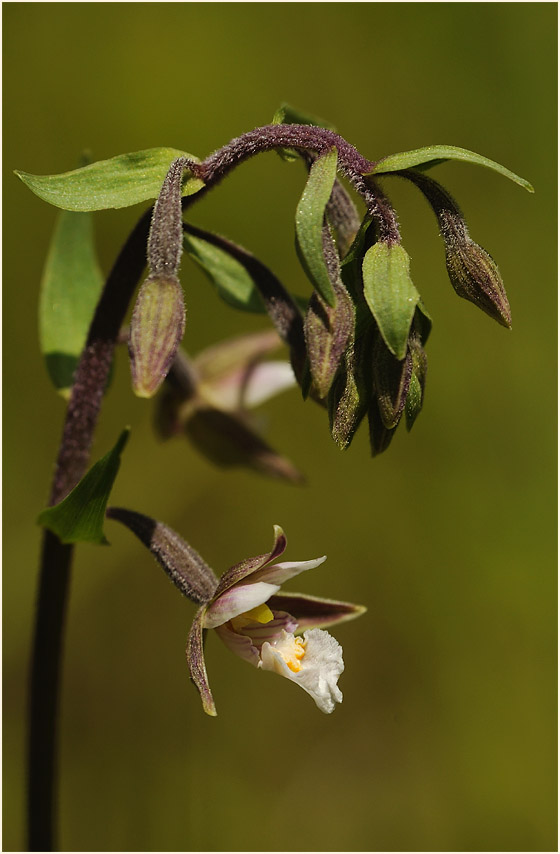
xmin=187 ymin=525 xmax=365 ymax=716
xmin=155 ymin=330 xmax=303 ymax=483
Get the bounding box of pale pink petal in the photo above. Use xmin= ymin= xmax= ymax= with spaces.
xmin=241 ymin=361 xmax=296 ymax=408
xmin=203 ymin=581 xmax=280 ymax=629
xmin=251 ymin=555 xmax=327 ymax=585
xmin=214 ymin=623 xmax=260 ymax=667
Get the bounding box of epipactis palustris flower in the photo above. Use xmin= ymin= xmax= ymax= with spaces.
xmin=187 ymin=525 xmax=365 ymax=716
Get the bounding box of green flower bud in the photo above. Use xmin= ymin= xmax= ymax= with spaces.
xmin=443 ymin=219 xmax=511 ymax=328
xmin=129 ymin=274 xmax=185 ymax=398
xmin=405 ymin=332 xmax=428 ymax=431
xmin=371 ymin=331 xmax=413 ymax=430
xmin=401 ymin=169 xmax=511 ymax=329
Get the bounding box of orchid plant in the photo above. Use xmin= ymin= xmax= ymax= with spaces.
xmin=18 ymin=103 xmax=532 ymax=850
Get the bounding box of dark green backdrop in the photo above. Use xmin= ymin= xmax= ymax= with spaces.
xmin=3 ymin=3 xmax=557 ymax=851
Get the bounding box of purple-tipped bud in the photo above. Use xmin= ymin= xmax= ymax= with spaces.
xmin=443 ymin=225 xmax=511 ymax=328
xmin=129 ymin=274 xmax=186 ymax=398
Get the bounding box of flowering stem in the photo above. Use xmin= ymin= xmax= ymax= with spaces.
xmin=28 ymin=123 xmax=393 ymax=849
xmin=28 ymin=208 xmax=152 ymax=851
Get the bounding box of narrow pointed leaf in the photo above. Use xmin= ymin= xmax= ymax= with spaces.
xmin=39 ymin=207 xmax=103 ymax=397
xmin=362 ymin=242 xmax=420 ymax=359
xmin=15 ymin=148 xmax=204 ymax=211
xmin=295 ymin=147 xmax=338 ymax=306
xmin=183 ymin=232 xmax=265 ymax=313
xmin=369 ymin=145 xmax=533 ymax=192
xmin=37 ymin=429 xmax=130 ymax=544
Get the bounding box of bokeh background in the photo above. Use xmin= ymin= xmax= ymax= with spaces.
xmin=3 ymin=4 xmax=557 ymax=851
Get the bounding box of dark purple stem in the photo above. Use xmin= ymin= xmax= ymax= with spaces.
xmin=28 ymin=207 xmax=153 ymax=851
xmin=192 ymin=124 xmax=400 ymax=242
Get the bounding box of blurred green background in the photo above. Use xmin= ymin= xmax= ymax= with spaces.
xmin=3 ymin=4 xmax=557 ymax=851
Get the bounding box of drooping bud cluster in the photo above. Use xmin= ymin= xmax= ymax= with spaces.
xmin=124 ymin=109 xmax=529 ymax=459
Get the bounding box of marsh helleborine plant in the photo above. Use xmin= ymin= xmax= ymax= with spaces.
xmin=18 ymin=104 xmax=532 ymax=848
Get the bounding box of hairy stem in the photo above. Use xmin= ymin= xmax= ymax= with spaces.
xmin=28 ymin=207 xmax=152 ymax=851
xmin=193 ymin=124 xmax=400 ymax=242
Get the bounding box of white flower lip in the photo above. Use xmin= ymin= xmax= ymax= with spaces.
xmin=259 ymin=628 xmax=344 ymax=714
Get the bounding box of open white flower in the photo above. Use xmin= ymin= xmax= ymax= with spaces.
xmin=186 ymin=525 xmax=365 ymax=715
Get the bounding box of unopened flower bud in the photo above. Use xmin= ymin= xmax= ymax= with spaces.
xmin=401 ymin=169 xmax=512 ymax=329
xmin=444 ymin=227 xmax=511 ymax=328
xmin=304 ymin=228 xmax=354 ymax=398
xmin=129 ymin=274 xmax=186 ymax=398
xmin=372 ymin=331 xmax=413 ymax=429
xmin=368 ymin=398 xmax=396 ymax=457
xmin=328 ymin=330 xmax=373 ymax=449
xmin=405 ymin=332 xmax=428 ymax=431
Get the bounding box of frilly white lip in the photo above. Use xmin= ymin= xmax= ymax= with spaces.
xmin=185 ymin=526 xmax=365 ymax=716
xmin=259 ymin=628 xmax=344 ymax=714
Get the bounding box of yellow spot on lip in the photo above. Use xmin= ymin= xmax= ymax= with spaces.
xmin=231 ymin=602 xmax=274 ymax=629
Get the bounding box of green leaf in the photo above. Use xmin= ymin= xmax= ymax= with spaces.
xmin=272 ymin=103 xmax=336 ymax=162
xmin=362 ymin=243 xmax=420 ymax=359
xmin=15 ymin=148 xmax=204 ymax=211
xmin=295 ymin=147 xmax=338 ymax=306
xmin=183 ymin=234 xmax=266 ymax=313
xmin=368 ymin=145 xmax=534 ymax=192
xmin=37 ymin=429 xmax=130 ymax=544
xmin=39 ymin=208 xmax=104 ymax=397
